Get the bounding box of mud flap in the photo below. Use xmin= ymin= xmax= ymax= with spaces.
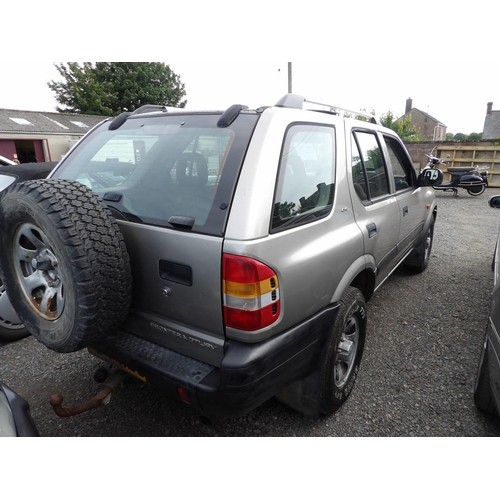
xmin=275 ymin=369 xmax=322 ymax=418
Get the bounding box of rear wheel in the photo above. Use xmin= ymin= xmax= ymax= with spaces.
xmin=0 ymin=179 xmax=132 ymax=353
xmin=467 ymin=185 xmax=486 ymax=196
xmin=319 ymin=287 xmax=366 ymax=415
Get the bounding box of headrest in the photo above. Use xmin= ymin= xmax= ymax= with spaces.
xmin=176 ymin=152 xmax=208 ymax=187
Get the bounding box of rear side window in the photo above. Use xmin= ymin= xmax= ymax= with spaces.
xmin=351 ymin=131 xmax=389 ymax=202
xmin=272 ymin=124 xmax=335 ymax=231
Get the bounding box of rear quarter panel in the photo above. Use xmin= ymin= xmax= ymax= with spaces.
xmin=224 ymin=108 xmax=364 ymax=342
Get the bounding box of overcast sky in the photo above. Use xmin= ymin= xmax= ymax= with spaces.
xmin=1 ymin=2 xmax=498 ymax=137
xmin=0 ymin=60 xmax=496 ymax=135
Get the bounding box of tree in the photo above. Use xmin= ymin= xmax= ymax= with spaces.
xmin=467 ymin=132 xmax=482 ymax=141
xmin=48 ymin=62 xmax=187 ymax=116
xmin=445 ymin=132 xmax=482 ymax=141
xmin=453 ymin=133 xmax=468 ymax=142
xmin=379 ymin=111 xmax=423 ymax=141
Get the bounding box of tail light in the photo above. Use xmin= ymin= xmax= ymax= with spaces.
xmin=222 ymin=254 xmax=280 ymax=331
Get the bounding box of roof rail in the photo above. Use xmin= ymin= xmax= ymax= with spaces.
xmin=275 ymin=93 xmax=381 ymax=125
xmin=130 ymin=105 xmax=168 ymax=116
xmin=109 ymin=104 xmax=183 ymax=131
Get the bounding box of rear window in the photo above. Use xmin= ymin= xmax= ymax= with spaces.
xmin=51 ymin=113 xmax=259 ymax=235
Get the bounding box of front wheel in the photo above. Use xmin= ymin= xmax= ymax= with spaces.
xmin=467 ymin=185 xmax=486 ymax=196
xmin=404 ymin=219 xmax=435 ymax=273
xmin=319 ymin=287 xmax=367 ymax=415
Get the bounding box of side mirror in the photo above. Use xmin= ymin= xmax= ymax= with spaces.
xmin=489 ymin=196 xmax=500 ymax=209
xmin=419 ymin=168 xmax=443 ymax=186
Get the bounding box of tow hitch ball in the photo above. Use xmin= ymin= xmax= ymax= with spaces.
xmin=49 ymin=368 xmax=127 ymax=418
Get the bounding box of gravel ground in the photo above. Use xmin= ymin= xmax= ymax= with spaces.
xmin=1 ymin=190 xmax=500 ymax=437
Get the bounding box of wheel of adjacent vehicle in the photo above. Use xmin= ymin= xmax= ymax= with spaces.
xmin=404 ymin=219 xmax=435 ymax=273
xmin=0 ymin=179 xmax=132 ymax=353
xmin=0 ymin=275 xmax=30 ymax=342
xmin=319 ymin=286 xmax=367 ymax=415
xmin=467 ymin=185 xmax=486 ymax=196
xmin=474 ymin=340 xmax=498 ymax=416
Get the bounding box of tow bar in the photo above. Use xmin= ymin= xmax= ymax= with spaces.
xmin=49 ymin=369 xmax=127 ymax=418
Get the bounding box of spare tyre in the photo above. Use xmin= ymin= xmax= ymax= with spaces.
xmin=0 ymin=179 xmax=132 ymax=353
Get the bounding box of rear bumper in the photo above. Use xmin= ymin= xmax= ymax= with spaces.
xmin=90 ymin=304 xmax=338 ymax=417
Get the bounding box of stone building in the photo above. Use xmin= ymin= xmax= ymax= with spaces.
xmin=399 ymin=98 xmax=447 ymax=141
xmin=482 ymin=102 xmax=500 ymax=140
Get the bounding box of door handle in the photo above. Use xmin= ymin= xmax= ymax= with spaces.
xmin=366 ymin=222 xmax=377 ymax=238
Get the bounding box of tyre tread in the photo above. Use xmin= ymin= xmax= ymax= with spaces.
xmin=0 ymin=179 xmax=132 ymax=352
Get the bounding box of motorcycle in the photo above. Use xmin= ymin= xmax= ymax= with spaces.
xmin=422 ymin=150 xmax=489 ymax=197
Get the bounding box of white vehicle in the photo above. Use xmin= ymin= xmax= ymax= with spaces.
xmin=0 ymin=154 xmax=16 ymax=166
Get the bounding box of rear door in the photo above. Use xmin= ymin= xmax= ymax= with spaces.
xmin=382 ymin=134 xmax=427 ymax=254
xmin=51 ymin=112 xmax=259 ymax=367
xmin=348 ymin=126 xmax=401 ymax=285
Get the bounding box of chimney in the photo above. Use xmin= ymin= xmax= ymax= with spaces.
xmin=405 ymin=98 xmax=413 ymax=114
xmin=487 ymin=102 xmax=493 ymax=115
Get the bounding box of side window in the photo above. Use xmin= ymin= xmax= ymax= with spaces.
xmin=272 ymin=124 xmax=335 ymax=231
xmin=383 ymin=135 xmax=416 ymax=191
xmin=351 ymin=131 xmax=389 ymax=201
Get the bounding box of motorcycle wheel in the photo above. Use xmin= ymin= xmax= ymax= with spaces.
xmin=467 ymin=185 xmax=486 ymax=196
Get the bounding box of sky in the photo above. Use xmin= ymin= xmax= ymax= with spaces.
xmin=0 ymin=60 xmax=496 ymax=135
xmin=1 ymin=1 xmax=498 ymax=136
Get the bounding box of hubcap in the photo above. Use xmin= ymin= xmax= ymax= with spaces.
xmin=13 ymin=223 xmax=65 ymax=321
xmin=0 ymin=278 xmax=24 ymax=329
xmin=333 ymin=315 xmax=359 ymax=388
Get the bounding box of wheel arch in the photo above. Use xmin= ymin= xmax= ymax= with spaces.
xmin=331 ymin=256 xmax=376 ymax=304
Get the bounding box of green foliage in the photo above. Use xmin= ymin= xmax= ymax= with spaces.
xmin=48 ymin=62 xmax=187 ymax=115
xmin=379 ymin=111 xmax=424 ymax=141
xmin=453 ymin=132 xmax=468 ymax=141
xmin=446 ymin=132 xmax=483 ymax=142
xmin=467 ymin=132 xmax=482 ymax=141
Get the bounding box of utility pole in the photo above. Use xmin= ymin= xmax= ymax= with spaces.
xmin=288 ymin=62 xmax=292 ymax=93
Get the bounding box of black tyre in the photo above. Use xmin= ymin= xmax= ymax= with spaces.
xmin=0 ymin=179 xmax=132 ymax=353
xmin=474 ymin=339 xmax=498 ymax=416
xmin=0 ymin=275 xmax=30 ymax=342
xmin=319 ymin=286 xmax=367 ymax=415
xmin=467 ymin=185 xmax=486 ymax=196
xmin=404 ymin=219 xmax=434 ymax=273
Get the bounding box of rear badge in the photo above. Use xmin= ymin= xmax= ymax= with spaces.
xmin=150 ymin=322 xmax=218 ymax=350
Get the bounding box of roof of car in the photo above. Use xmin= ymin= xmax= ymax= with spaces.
xmin=0 ymin=162 xmax=57 ymax=181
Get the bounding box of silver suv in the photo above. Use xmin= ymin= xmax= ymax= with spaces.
xmin=0 ymin=94 xmax=439 ymax=418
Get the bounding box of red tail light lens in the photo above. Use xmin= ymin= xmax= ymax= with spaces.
xmin=222 ymin=254 xmax=280 ymax=331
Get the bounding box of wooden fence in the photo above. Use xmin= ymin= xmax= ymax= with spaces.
xmin=435 ymin=144 xmax=500 ymax=186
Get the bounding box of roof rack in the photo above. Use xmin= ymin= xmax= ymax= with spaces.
xmin=275 ymin=93 xmax=381 ymax=125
